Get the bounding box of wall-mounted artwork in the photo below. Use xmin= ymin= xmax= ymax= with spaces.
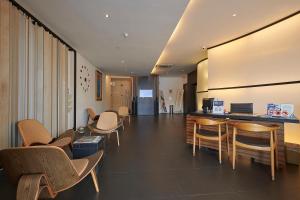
xmin=95 ymin=70 xmax=102 ymax=101
xmin=79 ymin=65 xmax=91 ymax=93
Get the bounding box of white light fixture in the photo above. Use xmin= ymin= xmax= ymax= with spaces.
xmin=232 ymin=13 xmax=237 ymax=17
xmin=123 ymin=32 xmax=129 ymax=38
xmin=105 ymin=13 xmax=110 ymax=18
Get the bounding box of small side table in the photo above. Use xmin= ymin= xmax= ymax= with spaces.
xmin=73 ymin=136 xmax=105 ymax=159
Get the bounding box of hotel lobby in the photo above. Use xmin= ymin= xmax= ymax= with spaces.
xmin=0 ymin=0 xmax=300 ymax=200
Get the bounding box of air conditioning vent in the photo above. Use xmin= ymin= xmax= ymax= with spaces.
xmin=156 ymin=64 xmax=173 ymax=69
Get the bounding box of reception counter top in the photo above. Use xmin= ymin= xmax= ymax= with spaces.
xmin=190 ymin=111 xmax=299 ymax=124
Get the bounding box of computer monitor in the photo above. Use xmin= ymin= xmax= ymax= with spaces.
xmin=202 ymin=98 xmax=214 ymax=113
xmin=230 ymin=103 xmax=253 ymax=114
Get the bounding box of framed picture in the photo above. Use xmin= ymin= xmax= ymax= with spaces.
xmin=95 ymin=70 xmax=102 ymax=101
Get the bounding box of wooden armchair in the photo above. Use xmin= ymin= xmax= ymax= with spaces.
xmin=89 ymin=112 xmax=120 ymax=146
xmin=87 ymin=108 xmax=100 ymax=124
xmin=118 ymin=106 xmax=131 ymax=124
xmin=0 ymin=146 xmax=103 ymax=200
xmin=17 ymin=119 xmax=72 ymax=148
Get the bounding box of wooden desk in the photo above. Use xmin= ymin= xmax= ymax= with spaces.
xmin=186 ymin=112 xmax=299 ymax=167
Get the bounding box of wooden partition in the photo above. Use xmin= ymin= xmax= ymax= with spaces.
xmin=186 ymin=115 xmax=286 ymax=167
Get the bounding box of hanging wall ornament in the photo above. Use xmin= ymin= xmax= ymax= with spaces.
xmin=79 ymin=65 xmax=90 ymax=93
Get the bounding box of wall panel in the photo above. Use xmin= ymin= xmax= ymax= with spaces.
xmin=0 ymin=0 xmax=10 ymax=148
xmin=197 ymin=14 xmax=300 ymax=144
xmin=0 ymin=0 xmax=72 ymax=148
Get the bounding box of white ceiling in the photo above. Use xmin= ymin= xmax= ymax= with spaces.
xmin=17 ymin=0 xmax=189 ymax=75
xmin=17 ymin=0 xmax=300 ymax=76
xmin=155 ymin=0 xmax=300 ymax=75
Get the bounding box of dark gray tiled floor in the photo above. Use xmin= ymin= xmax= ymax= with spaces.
xmin=1 ymin=115 xmax=300 ymax=200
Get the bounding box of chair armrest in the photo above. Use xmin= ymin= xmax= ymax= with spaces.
xmin=48 ymin=137 xmax=72 ymax=148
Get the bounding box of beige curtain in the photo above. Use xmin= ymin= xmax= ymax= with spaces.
xmin=0 ymin=0 xmax=71 ymax=148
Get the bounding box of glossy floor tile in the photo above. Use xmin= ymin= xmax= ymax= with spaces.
xmin=1 ymin=115 xmax=300 ymax=200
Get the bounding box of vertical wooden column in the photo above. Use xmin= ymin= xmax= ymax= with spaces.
xmin=0 ymin=0 xmax=10 ymax=148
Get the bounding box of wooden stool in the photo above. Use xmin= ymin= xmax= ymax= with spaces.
xmin=232 ymin=122 xmax=280 ymax=181
xmin=193 ymin=118 xmax=229 ymax=164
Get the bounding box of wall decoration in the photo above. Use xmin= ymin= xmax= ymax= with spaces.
xmin=79 ymin=65 xmax=91 ymax=93
xmin=159 ymin=90 xmax=167 ymax=113
xmin=96 ymin=70 xmax=102 ymax=101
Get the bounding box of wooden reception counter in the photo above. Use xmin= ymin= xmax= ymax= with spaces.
xmin=186 ymin=112 xmax=299 ymax=167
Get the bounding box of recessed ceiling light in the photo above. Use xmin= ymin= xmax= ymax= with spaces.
xmin=123 ymin=32 xmax=129 ymax=38
xmin=105 ymin=14 xmax=110 ymax=18
xmin=232 ymin=13 xmax=237 ymax=17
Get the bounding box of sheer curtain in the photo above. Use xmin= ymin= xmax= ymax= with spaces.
xmin=0 ymin=0 xmax=71 ymax=148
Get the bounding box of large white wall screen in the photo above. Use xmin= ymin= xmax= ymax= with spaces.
xmin=0 ymin=0 xmax=71 ymax=148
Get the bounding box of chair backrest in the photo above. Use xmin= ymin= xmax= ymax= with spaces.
xmin=87 ymin=108 xmax=97 ymax=120
xmin=118 ymin=106 xmax=129 ymax=116
xmin=18 ymin=119 xmax=52 ymax=146
xmin=0 ymin=146 xmax=80 ymax=192
xmin=194 ymin=118 xmax=225 ymax=126
xmin=96 ymin=112 xmax=118 ymax=130
xmin=234 ymin=122 xmax=278 ymax=133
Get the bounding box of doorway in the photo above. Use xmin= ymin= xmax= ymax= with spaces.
xmin=110 ymin=77 xmax=133 ymax=112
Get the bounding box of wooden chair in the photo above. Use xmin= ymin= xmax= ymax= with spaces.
xmin=17 ymin=119 xmax=72 ymax=148
xmin=193 ymin=118 xmax=229 ymax=164
xmin=87 ymin=108 xmax=100 ymax=124
xmin=232 ymin=122 xmax=280 ymax=181
xmin=89 ymin=112 xmax=120 ymax=146
xmin=0 ymin=146 xmax=103 ymax=200
xmin=118 ymin=106 xmax=131 ymax=124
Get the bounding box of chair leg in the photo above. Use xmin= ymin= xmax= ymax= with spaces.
xmin=218 ymin=138 xmax=222 ymax=164
xmin=271 ymin=149 xmax=275 ymax=181
xmin=193 ymin=134 xmax=196 ymax=157
xmin=218 ymin=124 xmax=222 ymax=164
xmin=270 ymin=131 xmax=275 ymax=181
xmin=91 ymin=169 xmax=100 ymax=192
xmin=226 ymin=124 xmax=230 ymax=156
xmin=274 ymin=130 xmax=279 ymax=169
xmin=116 ymin=130 xmax=120 ymax=146
xmin=198 ymin=138 xmax=201 ymax=150
xmin=232 ymin=129 xmax=236 ymax=170
xmin=17 ymin=174 xmax=55 ymax=200
xmin=128 ymin=115 xmax=131 ymax=124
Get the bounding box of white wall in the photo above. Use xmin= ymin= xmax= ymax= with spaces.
xmin=159 ymin=76 xmax=187 ymax=113
xmin=196 ymin=14 xmax=300 ymax=144
xmin=76 ymin=54 xmax=110 ymax=127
